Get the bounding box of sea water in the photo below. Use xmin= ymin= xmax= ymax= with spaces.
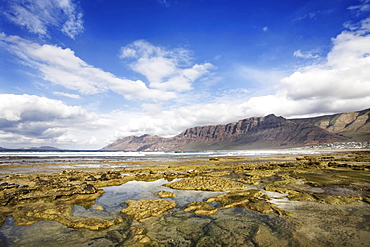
xmin=0 ymin=149 xmax=328 ymax=164
xmin=0 ymin=149 xmax=330 ymax=174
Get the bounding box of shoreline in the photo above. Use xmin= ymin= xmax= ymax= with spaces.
xmin=1 ymin=148 xmax=369 ymax=176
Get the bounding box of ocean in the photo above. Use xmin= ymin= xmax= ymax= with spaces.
xmin=0 ymin=149 xmax=330 ymax=174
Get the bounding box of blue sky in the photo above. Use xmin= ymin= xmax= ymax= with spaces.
xmin=0 ymin=0 xmax=370 ymax=149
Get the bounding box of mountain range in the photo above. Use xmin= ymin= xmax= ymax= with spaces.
xmin=104 ymin=108 xmax=370 ymax=151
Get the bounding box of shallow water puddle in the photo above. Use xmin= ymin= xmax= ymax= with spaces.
xmin=1 ymin=178 xmax=370 ymax=247
xmin=73 ymin=178 xmax=224 ymax=218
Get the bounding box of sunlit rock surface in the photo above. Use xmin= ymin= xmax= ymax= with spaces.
xmin=163 ymin=176 xmax=246 ymax=191
xmin=156 ymin=190 xmax=176 ymax=198
xmin=121 ymin=199 xmax=177 ymax=222
xmin=184 ymin=201 xmax=218 ymax=215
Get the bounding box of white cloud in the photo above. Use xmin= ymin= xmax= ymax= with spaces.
xmin=112 ymin=18 xmax=370 ymax=139
xmin=237 ymin=66 xmax=286 ymax=86
xmin=2 ymin=14 xmax=369 ymax=149
xmin=284 ymin=18 xmax=370 ymax=101
xmin=0 ymin=94 xmax=88 ymax=122
xmin=293 ymin=10 xmax=332 ymax=22
xmin=0 ymin=94 xmax=108 ymax=147
xmin=53 ymin=92 xmax=81 ymax=99
xmin=293 ymin=49 xmax=320 ymax=59
xmin=3 ymin=0 xmax=84 ymax=39
xmin=348 ymin=0 xmax=370 ymax=16
xmin=0 ymin=33 xmax=176 ymax=101
xmin=113 ymin=103 xmax=244 ymax=139
xmin=262 ymin=26 xmax=268 ymax=32
xmin=246 ymin=18 xmax=370 ymax=116
xmin=120 ymin=40 xmax=214 ymax=92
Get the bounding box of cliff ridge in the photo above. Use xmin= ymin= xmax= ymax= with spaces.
xmin=102 ymin=109 xmax=370 ymax=151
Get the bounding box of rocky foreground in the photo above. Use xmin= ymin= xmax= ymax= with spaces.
xmin=0 ymin=151 xmax=370 ymax=246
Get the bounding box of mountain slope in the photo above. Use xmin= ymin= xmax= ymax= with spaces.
xmin=104 ymin=114 xmax=346 ymax=151
xmin=290 ymin=108 xmax=370 ymax=141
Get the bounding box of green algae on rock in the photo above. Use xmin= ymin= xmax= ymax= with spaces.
xmin=206 ymin=189 xmax=262 ymax=208
xmin=121 ymin=199 xmax=177 ymax=222
xmin=62 ymin=217 xmax=114 ymax=231
xmin=163 ymin=176 xmax=246 ymax=191
xmin=201 ymin=170 xmax=231 ymax=177
xmin=11 ymin=201 xmax=72 ymax=226
xmin=7 ymin=200 xmax=114 ymax=230
xmin=206 ymin=189 xmax=291 ymax=216
xmin=184 ymin=201 xmax=218 ymax=215
xmin=263 ymin=166 xmax=369 ymax=206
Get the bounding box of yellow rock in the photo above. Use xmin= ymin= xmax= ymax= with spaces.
xmin=121 ymin=199 xmax=177 ymax=222
xmin=157 ymin=190 xmax=176 ymax=198
xmin=206 ymin=190 xmax=262 ymax=208
xmin=184 ymin=201 xmax=218 ymax=215
xmin=164 ymin=176 xmax=246 ymax=191
xmin=93 ymin=204 xmax=104 ymax=211
xmin=63 ymin=217 xmax=114 ymax=231
xmin=114 ymin=217 xmax=124 ymax=224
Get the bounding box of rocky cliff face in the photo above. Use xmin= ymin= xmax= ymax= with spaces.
xmin=103 ymin=111 xmax=360 ymax=151
xmin=290 ymin=108 xmax=370 ymax=141
xmin=175 ymin=114 xmax=344 ymax=149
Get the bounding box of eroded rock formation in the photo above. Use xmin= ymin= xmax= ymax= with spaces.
xmin=105 ymin=110 xmax=369 ymax=151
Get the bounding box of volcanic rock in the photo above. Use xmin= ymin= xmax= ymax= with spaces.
xmin=103 ymin=109 xmax=368 ymax=151
xmin=121 ymin=199 xmax=177 ymax=222
xmin=163 ymin=176 xmax=246 ymax=191
xmin=290 ymin=108 xmax=370 ymax=141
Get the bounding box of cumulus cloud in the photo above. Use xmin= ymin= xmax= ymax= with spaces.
xmin=283 ymin=18 xmax=370 ymax=101
xmin=113 ymin=102 xmax=244 ymax=139
xmin=120 ymin=40 xmax=214 ymax=92
xmin=113 ymin=18 xmax=370 ymax=139
xmin=2 ymin=0 xmax=84 ymax=39
xmin=235 ymin=18 xmax=370 ymax=117
xmin=0 ymin=34 xmax=176 ymax=101
xmin=245 ymin=17 xmax=370 ymax=116
xmin=0 ymin=94 xmax=105 ymax=147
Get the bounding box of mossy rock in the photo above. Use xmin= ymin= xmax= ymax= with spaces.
xmin=10 ymin=201 xmax=114 ymax=230
xmin=163 ymin=176 xmax=246 ymax=191
xmin=312 ymin=193 xmax=361 ymax=205
xmin=206 ymin=190 xmax=262 ymax=209
xmin=201 ymin=171 xmax=230 ymax=177
xmin=288 ymin=191 xmax=317 ymax=202
xmin=121 ymin=199 xmax=177 ymax=222
xmin=12 ymin=202 xmax=72 ymax=226
xmin=206 ymin=190 xmax=291 ymax=216
xmin=184 ymin=201 xmax=218 ymax=215
xmin=61 ymin=217 xmax=114 ymax=231
xmin=363 ymin=197 xmax=370 ymax=204
xmin=157 ymin=190 xmax=176 ymax=198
